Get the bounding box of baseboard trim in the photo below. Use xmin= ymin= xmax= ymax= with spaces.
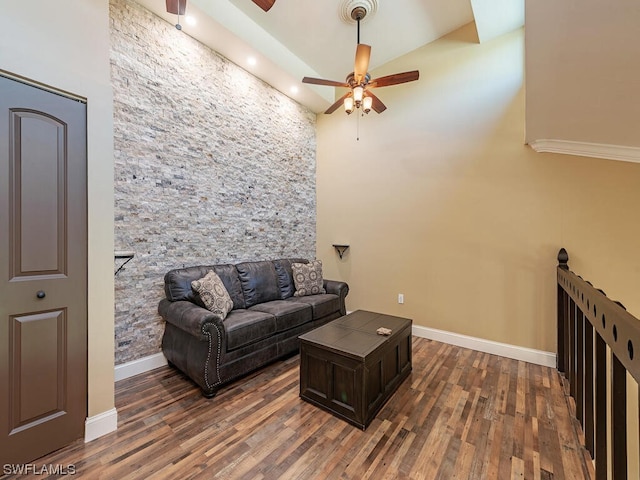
xmin=114 ymin=352 xmax=168 ymax=382
xmin=111 ymin=326 xmax=554 ymax=381
xmin=412 ymin=324 xmax=556 ymax=368
xmin=84 ymin=408 xmax=118 ymax=443
xmin=529 ymin=139 xmax=640 ymax=163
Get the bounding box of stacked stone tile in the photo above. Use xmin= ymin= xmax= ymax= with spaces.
xmin=110 ymin=0 xmax=316 ymax=364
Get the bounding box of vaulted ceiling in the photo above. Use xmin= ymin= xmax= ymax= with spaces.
xmin=134 ymin=0 xmax=523 ymax=113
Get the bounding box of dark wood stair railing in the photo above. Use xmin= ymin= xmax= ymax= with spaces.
xmin=557 ymin=248 xmax=640 ymax=479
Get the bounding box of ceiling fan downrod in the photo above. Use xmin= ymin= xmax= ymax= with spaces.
xmin=351 ymin=6 xmax=367 ymax=44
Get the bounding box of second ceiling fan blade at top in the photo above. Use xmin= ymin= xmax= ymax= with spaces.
xmin=167 ymin=0 xmax=277 ymax=18
xmin=252 ymin=0 xmax=276 ymax=12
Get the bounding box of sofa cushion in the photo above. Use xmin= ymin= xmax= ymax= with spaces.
xmin=212 ymin=264 xmax=246 ymax=310
xmin=190 ymin=270 xmax=234 ymax=320
xmin=286 ymin=294 xmax=340 ymax=320
xmin=292 ymin=260 xmax=326 ymax=297
xmin=249 ymin=300 xmax=312 ymax=332
xmin=164 ymin=264 xmax=245 ymax=310
xmin=236 ymin=261 xmax=281 ymax=308
xmin=272 ymin=258 xmax=307 ymax=299
xmin=164 ymin=265 xmax=216 ymax=308
xmin=224 ymin=309 xmax=277 ymax=351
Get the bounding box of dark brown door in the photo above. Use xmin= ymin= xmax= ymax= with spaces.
xmin=0 ymin=75 xmax=87 ymax=464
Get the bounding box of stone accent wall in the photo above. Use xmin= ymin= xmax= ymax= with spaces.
xmin=110 ymin=0 xmax=317 ymax=365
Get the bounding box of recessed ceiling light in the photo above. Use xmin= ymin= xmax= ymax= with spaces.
xmin=247 ymin=57 xmax=257 ymax=66
xmin=290 ymin=86 xmax=299 ymax=94
xmin=185 ymin=15 xmax=196 ymax=26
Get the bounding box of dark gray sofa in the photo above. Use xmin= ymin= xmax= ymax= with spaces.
xmin=158 ymin=258 xmax=349 ymax=397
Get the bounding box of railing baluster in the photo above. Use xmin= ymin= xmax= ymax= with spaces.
xmin=595 ymin=332 xmax=607 ymax=480
xmin=584 ymin=320 xmax=595 ymax=457
xmin=612 ymin=353 xmax=627 ymax=479
xmin=557 ymin=284 xmax=566 ymax=373
xmin=565 ymin=288 xmax=571 ymax=383
xmin=569 ymin=297 xmax=576 ymax=398
xmin=577 ymin=308 xmax=584 ymax=426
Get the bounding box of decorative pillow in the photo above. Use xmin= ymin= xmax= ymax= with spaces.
xmin=292 ymin=260 xmax=326 ymax=297
xmin=191 ymin=270 xmax=234 ymax=320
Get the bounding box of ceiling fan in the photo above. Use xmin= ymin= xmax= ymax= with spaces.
xmin=302 ymin=6 xmax=419 ymax=115
xmin=166 ymin=0 xmax=276 ymax=15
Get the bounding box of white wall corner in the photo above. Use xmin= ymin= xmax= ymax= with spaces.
xmin=529 ymin=139 xmax=640 ymax=164
xmin=84 ymin=408 xmax=118 ymax=443
xmin=114 ymin=352 xmax=168 ymax=382
xmin=412 ymin=324 xmax=556 ymax=368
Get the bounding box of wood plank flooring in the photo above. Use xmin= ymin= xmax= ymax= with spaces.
xmin=6 ymin=337 xmax=594 ymax=479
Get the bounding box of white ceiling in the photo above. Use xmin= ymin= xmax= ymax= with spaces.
xmin=133 ymin=0 xmax=522 ymax=112
xmin=225 ymin=0 xmax=474 ymax=82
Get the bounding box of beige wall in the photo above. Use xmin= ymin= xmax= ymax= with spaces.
xmin=1 ymin=1 xmax=115 ymax=416
xmin=317 ymin=24 xmax=640 ymax=353
xmin=525 ymin=0 xmax=640 ymax=147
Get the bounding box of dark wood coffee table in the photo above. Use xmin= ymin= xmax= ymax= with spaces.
xmin=298 ymin=310 xmax=412 ymax=429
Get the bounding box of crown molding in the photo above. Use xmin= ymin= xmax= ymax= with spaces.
xmin=529 ymin=139 xmax=640 ymax=164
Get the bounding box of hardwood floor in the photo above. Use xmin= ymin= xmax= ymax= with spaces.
xmin=8 ymin=337 xmax=594 ymax=479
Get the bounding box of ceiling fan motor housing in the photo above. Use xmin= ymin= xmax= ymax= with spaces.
xmin=346 ymin=72 xmax=371 ymax=87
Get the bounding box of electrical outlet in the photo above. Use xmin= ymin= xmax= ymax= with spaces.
xmin=398 ymin=293 xmax=404 ymax=304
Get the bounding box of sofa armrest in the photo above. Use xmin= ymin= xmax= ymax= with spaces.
xmin=323 ymin=279 xmax=349 ymax=316
xmin=158 ymin=298 xmax=225 ymax=340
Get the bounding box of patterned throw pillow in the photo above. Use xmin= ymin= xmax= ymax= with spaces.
xmin=191 ymin=270 xmax=234 ymax=320
xmin=292 ymin=260 xmax=326 ymax=297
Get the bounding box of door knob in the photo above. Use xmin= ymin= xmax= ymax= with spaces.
xmin=36 ymin=290 xmax=46 ymax=299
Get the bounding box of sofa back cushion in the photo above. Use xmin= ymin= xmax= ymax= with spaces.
xmin=211 ymin=264 xmax=246 ymax=310
xmin=236 ymin=260 xmax=281 ymax=308
xmin=164 ymin=264 xmax=245 ymax=310
xmin=191 ymin=270 xmax=234 ymax=320
xmin=272 ymin=258 xmax=308 ymax=299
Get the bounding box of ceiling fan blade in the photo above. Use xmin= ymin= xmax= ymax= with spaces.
xmin=302 ymin=77 xmax=349 ymax=88
xmin=366 ymin=91 xmax=387 ymax=114
xmin=252 ymin=0 xmax=276 ymax=12
xmin=325 ymin=92 xmax=352 ymax=114
xmin=354 ymin=44 xmax=371 ymax=83
xmin=369 ymin=70 xmax=420 ymax=88
xmin=166 ymin=0 xmax=186 ymax=15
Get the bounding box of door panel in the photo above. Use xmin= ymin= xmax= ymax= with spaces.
xmin=0 ymin=75 xmax=87 ymax=464
xmin=10 ymin=110 xmax=67 ymax=277
xmin=9 ymin=310 xmax=66 ymax=431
